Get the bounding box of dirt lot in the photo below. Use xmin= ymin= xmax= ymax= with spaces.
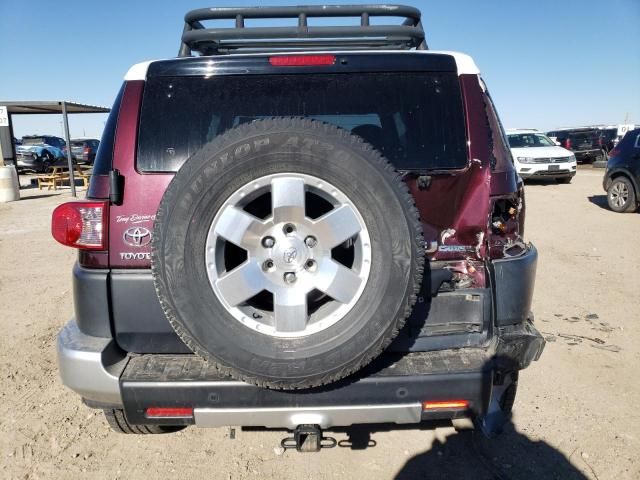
xmin=1 ymin=169 xmax=639 ymax=480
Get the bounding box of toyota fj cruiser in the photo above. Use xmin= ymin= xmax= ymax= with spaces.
xmin=52 ymin=5 xmax=544 ymax=451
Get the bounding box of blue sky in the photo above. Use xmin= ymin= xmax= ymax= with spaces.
xmin=1 ymin=0 xmax=638 ymax=139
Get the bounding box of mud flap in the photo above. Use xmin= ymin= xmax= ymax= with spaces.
xmin=477 ymin=372 xmax=518 ymax=438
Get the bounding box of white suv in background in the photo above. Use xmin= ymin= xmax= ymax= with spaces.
xmin=507 ymin=129 xmax=577 ymax=183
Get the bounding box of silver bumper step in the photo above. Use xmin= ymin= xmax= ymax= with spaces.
xmin=194 ymin=404 xmax=423 ymax=429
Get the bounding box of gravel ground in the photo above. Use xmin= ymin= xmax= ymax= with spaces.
xmin=1 ymin=169 xmax=639 ymax=480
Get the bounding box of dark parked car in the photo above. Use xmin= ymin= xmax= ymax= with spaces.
xmin=69 ymin=138 xmax=100 ymax=164
xmin=603 ymin=128 xmax=640 ymax=213
xmin=547 ymin=128 xmax=604 ymax=163
xmin=51 ymin=5 xmax=544 ymax=450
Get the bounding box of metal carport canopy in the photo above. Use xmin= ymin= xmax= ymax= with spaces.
xmin=0 ymin=101 xmax=109 ymax=115
xmin=0 ymin=101 xmax=110 ymax=197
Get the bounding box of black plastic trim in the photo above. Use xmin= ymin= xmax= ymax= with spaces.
xmin=108 ymin=268 xmax=492 ymax=354
xmin=79 ymin=244 xmax=538 ymax=352
xmin=492 ymin=245 xmax=538 ymax=326
xmin=73 ymin=263 xmax=112 ymax=338
xmin=389 ymin=288 xmax=491 ymax=352
xmin=110 ymin=270 xmax=191 ymax=354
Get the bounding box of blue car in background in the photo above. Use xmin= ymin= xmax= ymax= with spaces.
xmin=603 ymin=128 xmax=640 ymax=213
xmin=16 ymin=135 xmax=67 ymax=173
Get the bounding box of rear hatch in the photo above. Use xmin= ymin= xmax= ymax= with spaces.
xmin=568 ymin=130 xmax=599 ymax=151
xmin=103 ymin=53 xmax=503 ymax=354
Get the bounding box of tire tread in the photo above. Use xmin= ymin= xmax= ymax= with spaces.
xmin=103 ymin=409 xmax=184 ymax=435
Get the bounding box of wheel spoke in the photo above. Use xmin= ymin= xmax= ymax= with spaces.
xmin=312 ymin=204 xmax=362 ymax=249
xmin=271 ymin=177 xmax=306 ymax=223
xmin=273 ymin=289 xmax=308 ymax=333
xmin=214 ymin=206 xmax=265 ymax=249
xmin=315 ymin=260 xmax=363 ymax=304
xmin=215 ymin=262 xmax=264 ymax=307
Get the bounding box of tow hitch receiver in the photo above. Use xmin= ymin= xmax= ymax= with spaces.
xmin=281 ymin=424 xmax=337 ymax=452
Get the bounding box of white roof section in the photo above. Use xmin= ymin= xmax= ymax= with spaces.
xmin=123 ymin=50 xmax=481 ymax=81
xmin=428 ymin=50 xmax=480 ymax=75
xmin=124 ymin=61 xmax=155 ymax=81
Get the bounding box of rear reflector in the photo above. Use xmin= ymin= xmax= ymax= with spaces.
xmin=269 ymin=55 xmax=336 ymax=67
xmin=51 ymin=201 xmax=107 ymax=250
xmin=146 ymin=407 xmax=194 ymax=418
xmin=422 ymin=400 xmax=469 ymax=411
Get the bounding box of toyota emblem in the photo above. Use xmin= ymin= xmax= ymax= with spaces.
xmin=123 ymin=226 xmax=152 ymax=247
xmin=283 ymin=247 xmax=298 ymax=264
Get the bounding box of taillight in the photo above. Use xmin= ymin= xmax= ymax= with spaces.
xmin=51 ymin=201 xmax=107 ymax=250
xmin=269 ymin=55 xmax=336 ymax=66
xmin=146 ymin=407 xmax=193 ymax=418
xmin=609 ymin=146 xmax=620 ymax=158
xmin=565 ymin=138 xmax=572 ymax=150
xmin=423 ymin=400 xmax=469 ymax=411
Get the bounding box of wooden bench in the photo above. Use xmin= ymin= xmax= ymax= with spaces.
xmin=74 ymin=167 xmax=91 ymax=188
xmin=36 ymin=166 xmax=91 ymax=190
xmin=37 ymin=167 xmax=68 ymax=191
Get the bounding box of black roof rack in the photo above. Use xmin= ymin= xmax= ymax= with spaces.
xmin=178 ymin=4 xmax=427 ymax=56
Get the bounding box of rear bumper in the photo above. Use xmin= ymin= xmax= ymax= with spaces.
xmin=574 ymin=150 xmax=602 ymax=162
xmin=57 ymin=319 xmax=544 ymax=428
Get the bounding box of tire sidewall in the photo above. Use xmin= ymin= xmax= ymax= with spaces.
xmin=607 ymin=177 xmax=636 ymax=213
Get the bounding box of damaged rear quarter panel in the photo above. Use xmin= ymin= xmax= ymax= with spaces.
xmin=407 ymin=74 xmax=497 ymax=263
xmin=405 ymin=74 xmax=521 ymax=289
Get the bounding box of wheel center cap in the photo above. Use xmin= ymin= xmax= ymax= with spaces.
xmin=283 ymin=246 xmax=299 ymax=265
xmin=273 ymin=236 xmax=308 ymax=271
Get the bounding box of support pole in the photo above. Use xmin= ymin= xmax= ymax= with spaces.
xmin=0 ymin=132 xmax=4 ymax=167
xmin=61 ymin=101 xmax=76 ymax=197
xmin=8 ymin=115 xmax=21 ymax=187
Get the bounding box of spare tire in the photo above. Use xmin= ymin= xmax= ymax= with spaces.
xmin=152 ymin=118 xmax=424 ymax=389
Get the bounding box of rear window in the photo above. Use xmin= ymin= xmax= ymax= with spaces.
xmin=567 ymin=131 xmax=598 ymax=143
xmin=137 ymin=72 xmax=468 ymax=172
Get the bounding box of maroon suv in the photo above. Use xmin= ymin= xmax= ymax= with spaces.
xmin=52 ymin=5 xmax=543 ymax=449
